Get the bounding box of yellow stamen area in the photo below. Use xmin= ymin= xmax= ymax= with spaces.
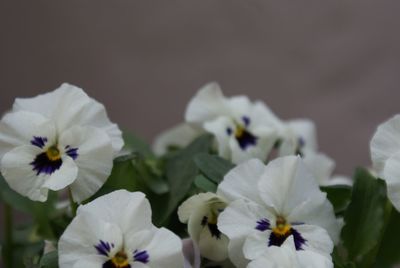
xmin=111 ymin=251 xmax=129 ymax=268
xmin=46 ymin=146 xmax=61 ymax=161
xmin=272 ymin=216 xmax=292 ymax=237
xmin=235 ymin=126 xmax=245 ymax=138
xmin=207 ymin=198 xmax=227 ymax=225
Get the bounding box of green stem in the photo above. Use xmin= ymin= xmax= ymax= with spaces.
xmin=68 ymin=188 xmax=78 ymax=217
xmin=3 ymin=203 xmax=13 ymax=267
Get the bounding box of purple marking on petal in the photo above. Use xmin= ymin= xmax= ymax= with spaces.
xmin=255 ymin=218 xmax=270 ymax=231
xmin=268 ymin=227 xmax=307 ymax=251
xmin=242 ymin=116 xmax=251 ymax=127
xmin=226 ymin=127 xmax=233 ymax=136
xmin=65 ymin=146 xmax=79 ymax=160
xmin=291 ymin=228 xmax=307 ymax=250
xmin=298 ymin=137 xmax=305 ymax=147
xmin=236 ymin=129 xmax=258 ymax=150
xmin=134 ymin=249 xmax=149 ymax=264
xmin=30 ymin=152 xmax=62 ymax=175
xmin=95 ymin=240 xmax=112 ymax=256
xmin=31 ymin=136 xmax=48 ymax=148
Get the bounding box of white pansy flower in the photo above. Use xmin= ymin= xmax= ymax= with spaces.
xmin=178 ymin=193 xmax=229 ymax=262
xmin=59 ymin=190 xmax=184 ymax=268
xmin=371 ymin=114 xmax=400 ymax=211
xmin=217 ymin=157 xmax=340 ymax=267
xmin=247 ymin=236 xmax=333 ymax=268
xmin=0 ymin=84 xmax=123 ymax=202
xmin=184 ymin=82 xmax=279 ymax=164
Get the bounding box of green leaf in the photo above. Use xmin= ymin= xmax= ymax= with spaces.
xmin=320 ymin=185 xmax=352 ymax=214
xmin=162 ymin=134 xmax=213 ymax=223
xmin=131 ymin=157 xmax=169 ymax=195
xmin=39 ymin=251 xmax=58 ymax=268
xmin=194 ymin=153 xmax=235 ymax=184
xmin=341 ymin=168 xmax=387 ymax=265
xmin=0 ymin=174 xmax=33 ymax=213
xmin=374 ymin=204 xmax=400 ymax=267
xmin=123 ymin=131 xmax=155 ymax=158
xmin=194 ymin=174 xmax=217 ymax=192
xmin=93 ymin=158 xmax=143 ymax=198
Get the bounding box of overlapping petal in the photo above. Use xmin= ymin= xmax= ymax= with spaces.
xmin=12 ymin=83 xmax=123 ymax=155
xmin=59 ymin=190 xmax=184 ymax=268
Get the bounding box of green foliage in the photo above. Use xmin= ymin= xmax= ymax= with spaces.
xmin=374 ymin=206 xmax=400 ymax=268
xmin=123 ymin=131 xmax=155 ymax=159
xmin=39 ymin=251 xmax=58 ymax=268
xmin=161 ymin=134 xmax=213 ymax=223
xmin=194 ymin=153 xmax=235 ymax=184
xmin=194 ymin=174 xmax=217 ymax=192
xmin=340 ymin=168 xmax=388 ymax=267
xmin=321 ymin=185 xmax=352 ymax=215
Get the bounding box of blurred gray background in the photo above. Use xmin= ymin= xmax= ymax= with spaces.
xmin=1 ymin=0 xmax=400 ymax=176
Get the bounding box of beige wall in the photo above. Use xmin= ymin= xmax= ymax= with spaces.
xmin=1 ymin=0 xmax=400 ymax=176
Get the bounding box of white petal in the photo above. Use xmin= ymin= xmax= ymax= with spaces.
xmin=246 ymin=239 xmax=299 ymax=268
xmin=126 ymin=227 xmax=184 ymax=268
xmin=303 ymin=153 xmax=335 ymax=185
xmin=198 ymin=226 xmax=229 ymax=261
xmin=370 ymin=114 xmax=400 ymax=174
xmin=203 ymin=116 xmax=234 ymax=160
xmin=217 ymin=159 xmax=266 ymax=204
xmin=59 ymin=213 xmax=123 ymax=268
xmin=293 ymin=224 xmax=334 ymax=257
xmin=77 ymin=190 xmax=152 ymax=234
xmin=258 ymin=156 xmax=323 ymax=217
xmin=1 ymin=145 xmax=49 ymax=201
xmin=218 ymin=199 xmax=274 ymax=268
xmin=258 ymin=156 xmax=341 ymax=243
xmin=187 ymin=204 xmax=210 ymax=242
xmin=185 ymin=82 xmax=229 ymax=124
xmin=153 ymin=123 xmax=202 ymax=155
xmin=42 ymin=155 xmax=79 ymax=191
xmin=71 ymin=256 xmax=105 ymax=268
xmin=229 ymin=126 xmax=277 ymax=164
xmin=182 ymin=239 xmax=201 ymax=268
xmin=288 ymin=119 xmax=318 ymax=153
xmin=13 ymin=83 xmax=123 ymax=155
xmin=297 ymin=250 xmax=333 ymax=268
xmin=59 ymin=126 xmax=114 ymax=203
xmin=226 ymin=95 xmax=253 ymax=121
xmin=246 ymin=100 xmax=282 ymax=129
xmin=288 ymin=197 xmax=341 ymax=245
xmin=178 ymin=192 xmax=221 ymax=224
xmin=0 ymin=111 xmax=56 ymax=157
xmin=382 ymin=153 xmax=400 ymax=212
xmin=246 ymin=236 xmax=333 ymax=268
xmin=243 ymin=231 xmax=272 ymax=261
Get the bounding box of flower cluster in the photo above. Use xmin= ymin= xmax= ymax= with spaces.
xmin=0 ymin=83 xmax=399 ymax=268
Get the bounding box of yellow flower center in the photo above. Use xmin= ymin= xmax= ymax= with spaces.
xmin=235 ymin=126 xmax=245 ymax=139
xmin=272 ymin=216 xmax=292 ymax=237
xmin=111 ymin=251 xmax=129 ymax=268
xmin=46 ymin=146 xmax=61 ymax=161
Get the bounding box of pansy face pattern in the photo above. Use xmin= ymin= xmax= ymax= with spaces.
xmin=0 ymin=84 xmax=123 ymax=202
xmin=58 ymin=190 xmax=184 ymax=268
xmin=95 ymin=239 xmax=149 ymax=267
xmin=216 ymin=157 xmax=340 ymax=267
xmin=184 ymin=83 xmax=279 ymax=164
